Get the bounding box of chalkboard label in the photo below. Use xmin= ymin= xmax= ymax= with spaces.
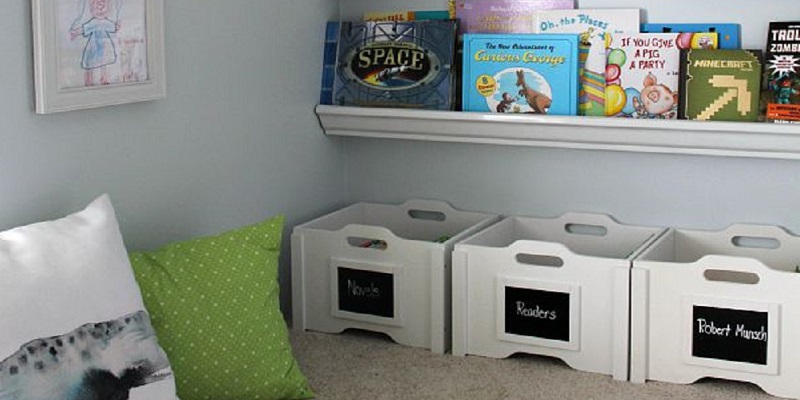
xmin=337 ymin=267 xmax=394 ymax=318
xmin=504 ymin=286 xmax=570 ymax=341
xmin=692 ymin=305 xmax=768 ymax=365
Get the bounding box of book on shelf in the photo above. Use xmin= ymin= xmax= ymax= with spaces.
xmin=534 ymin=8 xmax=640 ymax=116
xmin=363 ymin=10 xmax=451 ymax=22
xmin=454 ymin=0 xmax=574 ymax=34
xmin=678 ymin=49 xmax=762 ymax=121
xmin=322 ymin=20 xmax=459 ymax=110
xmin=764 ymin=22 xmax=800 ymax=123
xmin=605 ymin=32 xmax=718 ymax=119
xmin=320 ymin=21 xmax=339 ymax=105
xmin=461 ymin=33 xmax=580 ymax=116
xmin=641 ymin=23 xmax=741 ymax=50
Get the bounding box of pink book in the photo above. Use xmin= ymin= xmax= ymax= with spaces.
xmin=455 ymin=0 xmax=575 ymax=34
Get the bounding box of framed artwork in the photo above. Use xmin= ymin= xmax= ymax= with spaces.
xmin=32 ymin=0 xmax=165 ymax=114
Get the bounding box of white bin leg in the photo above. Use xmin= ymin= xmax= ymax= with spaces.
xmin=629 ymin=267 xmax=649 ymax=384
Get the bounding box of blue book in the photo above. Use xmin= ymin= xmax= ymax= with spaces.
xmin=319 ymin=21 xmax=340 ymax=105
xmin=641 ymin=23 xmax=741 ymax=49
xmin=461 ymin=33 xmax=580 ymax=115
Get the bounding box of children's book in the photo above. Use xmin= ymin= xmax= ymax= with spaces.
xmin=678 ymin=49 xmax=762 ymax=121
xmin=534 ymin=9 xmax=640 ymax=116
xmin=363 ymin=10 xmax=451 ymax=22
xmin=325 ymin=20 xmax=458 ymax=110
xmin=605 ymin=32 xmax=718 ymax=119
xmin=455 ymin=0 xmax=574 ymax=34
xmin=764 ymin=22 xmax=800 ymax=123
xmin=461 ymin=33 xmax=580 ymax=115
xmin=642 ymin=23 xmax=740 ymax=50
xmin=320 ymin=21 xmax=339 ymax=105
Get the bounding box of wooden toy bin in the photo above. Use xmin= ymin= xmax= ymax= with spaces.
xmin=452 ymin=213 xmax=665 ymax=380
xmin=631 ymin=224 xmax=800 ymax=399
xmin=291 ymin=199 xmax=499 ymax=354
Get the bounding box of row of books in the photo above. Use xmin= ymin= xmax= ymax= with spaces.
xmin=320 ymin=2 xmax=800 ymax=123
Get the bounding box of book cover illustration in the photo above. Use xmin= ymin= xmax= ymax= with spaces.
xmin=678 ymin=49 xmax=762 ymax=121
xmin=455 ymin=0 xmax=574 ymax=34
xmin=329 ymin=20 xmax=458 ymax=110
xmin=642 ymin=23 xmax=741 ymax=50
xmin=534 ymin=8 xmax=640 ymax=116
xmin=363 ymin=10 xmax=450 ymax=22
xmin=605 ymin=32 xmax=718 ymax=119
xmin=764 ymin=22 xmax=800 ymax=123
xmin=461 ymin=33 xmax=579 ymax=115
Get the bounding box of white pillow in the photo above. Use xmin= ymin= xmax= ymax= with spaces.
xmin=0 ymin=194 xmax=177 ymax=400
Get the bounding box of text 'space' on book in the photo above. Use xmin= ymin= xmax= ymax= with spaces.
xmin=325 ymin=20 xmax=458 ymax=110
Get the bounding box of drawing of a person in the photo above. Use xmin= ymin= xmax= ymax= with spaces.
xmin=70 ymin=0 xmax=121 ymax=86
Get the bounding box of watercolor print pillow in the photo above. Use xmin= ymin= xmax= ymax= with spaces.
xmin=0 ymin=194 xmax=177 ymax=400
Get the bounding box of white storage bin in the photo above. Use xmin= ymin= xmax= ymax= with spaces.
xmin=452 ymin=213 xmax=664 ymax=380
xmin=631 ymin=224 xmax=800 ymax=399
xmin=291 ymin=199 xmax=499 ymax=354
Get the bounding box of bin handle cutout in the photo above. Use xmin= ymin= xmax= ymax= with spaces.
xmin=703 ymin=269 xmax=760 ymax=285
xmin=408 ymin=209 xmax=446 ymax=222
xmin=564 ymin=223 xmax=608 ymax=237
xmin=516 ymin=253 xmax=564 ymax=268
xmin=347 ymin=236 xmax=388 ymax=250
xmin=731 ymin=235 xmax=780 ymax=250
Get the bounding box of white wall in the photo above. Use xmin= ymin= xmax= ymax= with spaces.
xmin=0 ymin=1 xmax=341 ymax=309
xmin=339 ymin=0 xmax=800 ymax=234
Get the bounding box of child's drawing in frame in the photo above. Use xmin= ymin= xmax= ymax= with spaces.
xmin=57 ymin=0 xmax=149 ymax=90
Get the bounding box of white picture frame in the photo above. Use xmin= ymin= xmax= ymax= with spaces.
xmin=32 ymin=0 xmax=165 ymax=114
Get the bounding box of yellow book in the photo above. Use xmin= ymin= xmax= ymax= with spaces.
xmin=363 ymin=10 xmax=450 ymax=22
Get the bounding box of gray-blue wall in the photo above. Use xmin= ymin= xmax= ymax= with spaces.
xmin=0 ymin=1 xmax=342 ymax=245
xmin=0 ymin=1 xmax=341 ymax=309
xmin=343 ymin=139 xmax=800 ymax=233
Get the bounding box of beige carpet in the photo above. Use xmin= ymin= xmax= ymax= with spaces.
xmin=289 ymin=329 xmax=777 ymax=400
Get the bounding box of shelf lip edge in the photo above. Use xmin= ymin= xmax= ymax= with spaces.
xmin=315 ymin=105 xmax=800 ymax=159
xmin=316 ymin=105 xmax=800 ymax=135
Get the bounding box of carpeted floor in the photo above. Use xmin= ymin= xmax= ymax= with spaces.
xmin=289 ymin=329 xmax=778 ymax=400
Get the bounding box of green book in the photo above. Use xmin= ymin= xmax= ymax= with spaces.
xmin=678 ymin=49 xmax=762 ymax=121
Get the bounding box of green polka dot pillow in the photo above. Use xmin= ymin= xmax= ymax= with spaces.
xmin=129 ymin=215 xmax=313 ymax=400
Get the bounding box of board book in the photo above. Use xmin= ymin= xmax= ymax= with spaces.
xmin=461 ymin=33 xmax=579 ymax=115
xmin=455 ymin=0 xmax=574 ymax=34
xmin=534 ymin=8 xmax=640 ymax=116
xmin=605 ymin=32 xmax=718 ymax=119
xmin=678 ymin=49 xmax=762 ymax=121
xmin=320 ymin=21 xmax=339 ymax=105
xmin=764 ymin=21 xmax=800 ymax=123
xmin=641 ymin=23 xmax=741 ymax=50
xmin=324 ymin=20 xmax=458 ymax=110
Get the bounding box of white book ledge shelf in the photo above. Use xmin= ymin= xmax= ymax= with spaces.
xmin=316 ymin=105 xmax=800 ymax=160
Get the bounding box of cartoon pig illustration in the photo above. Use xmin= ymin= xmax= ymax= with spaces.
xmin=633 ymin=73 xmax=678 ymax=119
